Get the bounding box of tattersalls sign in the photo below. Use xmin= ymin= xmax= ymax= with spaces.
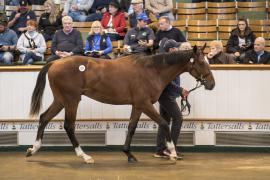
xmin=2 ymin=121 xmax=270 ymax=132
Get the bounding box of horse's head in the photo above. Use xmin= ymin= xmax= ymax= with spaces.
xmin=188 ymin=44 xmax=215 ymax=90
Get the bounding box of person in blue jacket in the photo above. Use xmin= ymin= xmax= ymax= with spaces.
xmin=85 ymin=21 xmax=112 ymax=59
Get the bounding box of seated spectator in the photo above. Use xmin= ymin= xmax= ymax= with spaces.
xmin=88 ymin=0 xmax=111 ymax=14
xmin=47 ymin=16 xmax=83 ymax=62
xmin=129 ymin=0 xmax=150 ymax=28
xmin=206 ymin=40 xmax=236 ymax=64
xmin=241 ymin=37 xmax=270 ymax=64
xmin=123 ymin=13 xmax=155 ymax=54
xmin=17 ymin=20 xmax=46 ymax=65
xmin=62 ymin=0 xmax=94 ymax=22
xmin=86 ymin=5 xmax=108 ymax=22
xmin=101 ymin=0 xmax=127 ymax=41
xmin=226 ymin=17 xmax=256 ymax=62
xmin=155 ymin=16 xmax=186 ymax=49
xmin=8 ymin=0 xmax=36 ymax=36
xmin=85 ymin=21 xmax=112 ymax=59
xmin=179 ymin=42 xmax=192 ymax=51
xmin=6 ymin=0 xmax=20 ymax=6
xmin=145 ymin=0 xmax=174 ymax=21
xmin=38 ymin=0 xmax=62 ymax=41
xmin=0 ymin=19 xmax=18 ymax=65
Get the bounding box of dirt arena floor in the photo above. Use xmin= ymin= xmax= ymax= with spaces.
xmin=1 ymin=151 xmax=270 ymax=180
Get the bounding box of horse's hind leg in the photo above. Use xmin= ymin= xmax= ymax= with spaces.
xmin=123 ymin=106 xmax=142 ymax=163
xmin=64 ymin=102 xmax=94 ymax=164
xmin=26 ymin=100 xmax=63 ymax=157
xmin=142 ymin=102 xmax=177 ymax=161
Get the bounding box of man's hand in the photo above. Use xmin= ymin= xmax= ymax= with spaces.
xmin=138 ymin=40 xmax=147 ymax=47
xmin=15 ymin=13 xmax=21 ymax=20
xmin=181 ymin=88 xmax=189 ymax=100
xmin=234 ymin=52 xmax=240 ymax=57
xmin=98 ymin=51 xmax=104 ymax=55
xmin=71 ymin=4 xmax=78 ymax=11
xmin=62 ymin=11 xmax=68 ymax=16
xmin=18 ymin=27 xmax=27 ymax=32
xmin=153 ymin=9 xmax=159 ymax=15
xmin=1 ymin=46 xmax=9 ymax=51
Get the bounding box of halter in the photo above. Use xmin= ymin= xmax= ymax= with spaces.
xmin=181 ymin=59 xmax=211 ymax=116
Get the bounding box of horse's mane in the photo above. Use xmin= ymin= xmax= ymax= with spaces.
xmin=134 ymin=50 xmax=194 ymax=67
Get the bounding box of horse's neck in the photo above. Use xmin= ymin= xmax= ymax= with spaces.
xmin=157 ymin=52 xmax=191 ymax=85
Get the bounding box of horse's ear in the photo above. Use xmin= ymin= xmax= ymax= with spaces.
xmin=193 ymin=45 xmax=198 ymax=53
xmin=201 ymin=43 xmax=207 ymax=53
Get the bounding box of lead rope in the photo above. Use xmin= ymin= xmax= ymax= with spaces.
xmin=181 ymin=80 xmax=203 ymax=116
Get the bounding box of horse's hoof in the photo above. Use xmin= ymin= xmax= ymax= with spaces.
xmin=85 ymin=158 xmax=95 ymax=164
xmin=169 ymin=156 xmax=177 ymax=163
xmin=26 ymin=148 xmax=32 ymax=157
xmin=128 ymin=156 xmax=138 ymax=163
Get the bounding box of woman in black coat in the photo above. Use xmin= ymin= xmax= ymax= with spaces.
xmin=38 ymin=0 xmax=62 ymax=41
xmin=226 ymin=17 xmax=256 ymax=62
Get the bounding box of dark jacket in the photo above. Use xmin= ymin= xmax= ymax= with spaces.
xmin=226 ymin=27 xmax=256 ymax=54
xmin=86 ymin=34 xmax=109 ymax=51
xmin=241 ymin=50 xmax=270 ymax=64
xmin=38 ymin=12 xmax=62 ymax=36
xmin=51 ymin=29 xmax=83 ymax=55
xmin=208 ymin=52 xmax=236 ymax=64
xmin=163 ymin=76 xmax=183 ymax=98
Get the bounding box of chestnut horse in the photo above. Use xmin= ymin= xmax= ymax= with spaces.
xmin=26 ymin=46 xmax=215 ymax=164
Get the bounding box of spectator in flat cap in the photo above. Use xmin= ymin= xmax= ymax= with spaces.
xmin=8 ymin=0 xmax=36 ymax=36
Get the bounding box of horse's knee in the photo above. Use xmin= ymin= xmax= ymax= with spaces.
xmin=128 ymin=122 xmax=137 ymax=135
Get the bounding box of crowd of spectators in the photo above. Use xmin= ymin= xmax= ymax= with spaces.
xmin=0 ymin=0 xmax=269 ymax=65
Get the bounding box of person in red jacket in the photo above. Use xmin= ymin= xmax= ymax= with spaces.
xmin=101 ymin=0 xmax=126 ymax=41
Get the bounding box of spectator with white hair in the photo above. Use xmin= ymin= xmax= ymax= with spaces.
xmin=129 ymin=0 xmax=150 ymax=28
xmin=241 ymin=37 xmax=270 ymax=64
xmin=47 ymin=16 xmax=83 ymax=62
xmin=206 ymin=40 xmax=236 ymax=64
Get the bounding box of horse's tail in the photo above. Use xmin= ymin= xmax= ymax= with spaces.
xmin=29 ymin=62 xmax=53 ymax=117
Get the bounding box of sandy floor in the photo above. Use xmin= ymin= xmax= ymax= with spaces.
xmin=1 ymin=151 xmax=270 ymax=180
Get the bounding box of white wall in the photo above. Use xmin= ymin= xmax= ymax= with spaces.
xmin=0 ymin=69 xmax=269 ymax=120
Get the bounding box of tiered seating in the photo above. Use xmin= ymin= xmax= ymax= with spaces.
xmin=5 ymin=5 xmax=17 ymax=20
xmin=175 ymin=2 xmax=206 ymax=20
xmin=249 ymin=19 xmax=270 ymax=40
xmin=237 ymin=1 xmax=268 ymax=20
xmin=175 ymin=1 xmax=269 ymax=21
xmin=207 ymin=2 xmax=237 ymax=20
xmin=31 ymin=5 xmax=44 ymax=22
xmin=73 ymin=22 xmax=93 ymax=32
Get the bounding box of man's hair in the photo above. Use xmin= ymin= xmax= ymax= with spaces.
xmin=159 ymin=16 xmax=170 ymax=24
xmin=62 ymin=16 xmax=73 ymax=23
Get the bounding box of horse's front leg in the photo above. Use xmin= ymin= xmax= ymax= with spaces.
xmin=26 ymin=101 xmax=63 ymax=157
xmin=123 ymin=106 xmax=142 ymax=163
xmin=142 ymin=102 xmax=177 ymax=162
xmin=64 ymin=103 xmax=94 ymax=164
